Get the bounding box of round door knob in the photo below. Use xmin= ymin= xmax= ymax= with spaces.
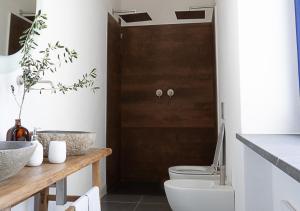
xmin=156 ymin=89 xmax=163 ymax=97
xmin=167 ymin=89 xmax=174 ymax=98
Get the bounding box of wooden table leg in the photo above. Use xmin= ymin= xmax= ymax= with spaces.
xmin=40 ymin=187 xmax=49 ymax=211
xmin=92 ymin=161 xmax=101 ymax=188
xmin=65 ymin=206 xmax=76 ymax=211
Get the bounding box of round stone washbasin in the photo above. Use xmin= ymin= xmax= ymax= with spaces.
xmin=37 ymin=131 xmax=96 ymax=156
xmin=0 ymin=141 xmax=36 ymax=182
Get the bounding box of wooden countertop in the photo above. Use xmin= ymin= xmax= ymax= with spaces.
xmin=0 ymin=148 xmax=112 ymax=209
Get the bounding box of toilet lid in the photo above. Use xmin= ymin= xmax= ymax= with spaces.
xmin=169 ymin=124 xmax=225 ymax=176
xmin=169 ymin=166 xmax=213 ymax=175
xmin=212 ymin=123 xmax=225 ymax=168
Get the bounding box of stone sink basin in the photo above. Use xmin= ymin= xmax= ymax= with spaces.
xmin=0 ymin=141 xmax=36 ymax=182
xmin=37 ymin=131 xmax=96 ymax=156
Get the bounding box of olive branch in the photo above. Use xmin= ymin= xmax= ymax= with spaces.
xmin=11 ymin=10 xmax=99 ymax=119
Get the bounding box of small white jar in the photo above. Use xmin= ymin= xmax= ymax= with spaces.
xmin=48 ymin=141 xmax=66 ymax=164
xmin=27 ymin=128 xmax=44 ymax=167
xmin=27 ymin=141 xmax=44 ymax=167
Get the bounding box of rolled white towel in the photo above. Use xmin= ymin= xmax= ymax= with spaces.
xmin=72 ymin=195 xmax=89 ymax=211
xmin=86 ymin=187 xmax=101 ymax=211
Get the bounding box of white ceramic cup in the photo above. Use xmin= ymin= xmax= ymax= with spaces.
xmin=48 ymin=141 xmax=67 ymax=164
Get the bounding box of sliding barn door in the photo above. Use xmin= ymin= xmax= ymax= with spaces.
xmin=121 ymin=23 xmax=217 ymax=183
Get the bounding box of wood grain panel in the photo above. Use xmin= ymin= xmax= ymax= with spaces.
xmin=106 ymin=14 xmax=121 ymax=192
xmin=121 ymin=128 xmax=216 ymax=182
xmin=121 ymin=23 xmax=216 ymax=128
xmin=120 ymin=23 xmax=217 ymax=184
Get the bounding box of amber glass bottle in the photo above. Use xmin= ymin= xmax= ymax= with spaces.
xmin=6 ymin=119 xmax=30 ymax=141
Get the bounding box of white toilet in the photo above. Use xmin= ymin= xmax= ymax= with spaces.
xmin=164 ymin=179 xmax=234 ymax=211
xmin=165 ymin=124 xmax=234 ymax=211
xmin=168 ymin=124 xmax=225 ymax=180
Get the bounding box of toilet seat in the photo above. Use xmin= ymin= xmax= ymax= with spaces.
xmin=169 ymin=124 xmax=225 ymax=179
xmin=169 ymin=166 xmax=214 ymax=175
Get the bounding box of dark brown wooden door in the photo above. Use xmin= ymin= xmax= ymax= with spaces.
xmin=120 ymin=23 xmax=217 ymax=183
xmin=106 ymin=14 xmax=121 ymax=191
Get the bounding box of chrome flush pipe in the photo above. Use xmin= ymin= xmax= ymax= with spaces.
xmin=220 ymin=165 xmax=226 ymax=185
xmin=219 ymin=125 xmax=226 ymax=185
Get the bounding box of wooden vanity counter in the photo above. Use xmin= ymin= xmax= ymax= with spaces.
xmin=0 ymin=148 xmax=112 ymax=211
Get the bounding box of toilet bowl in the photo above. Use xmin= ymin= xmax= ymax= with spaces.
xmin=164 ymin=179 xmax=234 ymax=211
xmin=169 ymin=124 xmax=225 ymax=180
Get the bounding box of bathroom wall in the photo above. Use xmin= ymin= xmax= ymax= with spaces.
xmin=0 ymin=0 xmax=120 ymax=210
xmin=238 ymin=0 xmax=300 ymax=210
xmin=214 ymin=0 xmax=245 ymax=210
xmin=0 ymin=0 xmax=36 ymax=55
xmin=238 ymin=0 xmax=300 ymax=134
xmin=215 ymin=0 xmax=300 ymax=210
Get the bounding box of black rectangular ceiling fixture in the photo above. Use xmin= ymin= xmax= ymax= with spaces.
xmin=120 ymin=12 xmax=152 ymax=23
xmin=175 ymin=10 xmax=206 ymax=20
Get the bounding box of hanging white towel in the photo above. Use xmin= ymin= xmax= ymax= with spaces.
xmin=72 ymin=195 xmax=89 ymax=211
xmin=85 ymin=186 xmax=101 ymax=211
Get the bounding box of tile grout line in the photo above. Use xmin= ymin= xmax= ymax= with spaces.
xmin=141 ymin=202 xmax=168 ymax=205
xmin=102 ymin=201 xmax=137 ymax=204
xmin=133 ymin=195 xmax=143 ymax=211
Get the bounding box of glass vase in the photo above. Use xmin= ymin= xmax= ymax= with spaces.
xmin=6 ymin=119 xmax=30 ymax=141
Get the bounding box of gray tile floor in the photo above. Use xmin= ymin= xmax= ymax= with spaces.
xmin=101 ymin=194 xmax=172 ymax=211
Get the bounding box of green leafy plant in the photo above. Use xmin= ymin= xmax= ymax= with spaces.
xmin=11 ymin=10 xmax=99 ymax=119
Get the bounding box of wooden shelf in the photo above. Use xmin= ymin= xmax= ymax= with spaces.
xmin=0 ymin=148 xmax=112 ymax=210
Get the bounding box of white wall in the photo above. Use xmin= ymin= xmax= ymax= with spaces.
xmin=238 ymin=0 xmax=300 ymax=209
xmin=238 ymin=0 xmax=300 ymax=134
xmin=0 ymin=0 xmax=120 ymax=210
xmin=214 ymin=0 xmax=246 ymax=210
xmin=0 ymin=0 xmax=36 ymax=55
xmin=216 ymin=0 xmax=300 ymax=210
xmin=239 ymin=0 xmax=300 ymax=211
xmin=119 ymin=0 xmax=215 ymax=26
